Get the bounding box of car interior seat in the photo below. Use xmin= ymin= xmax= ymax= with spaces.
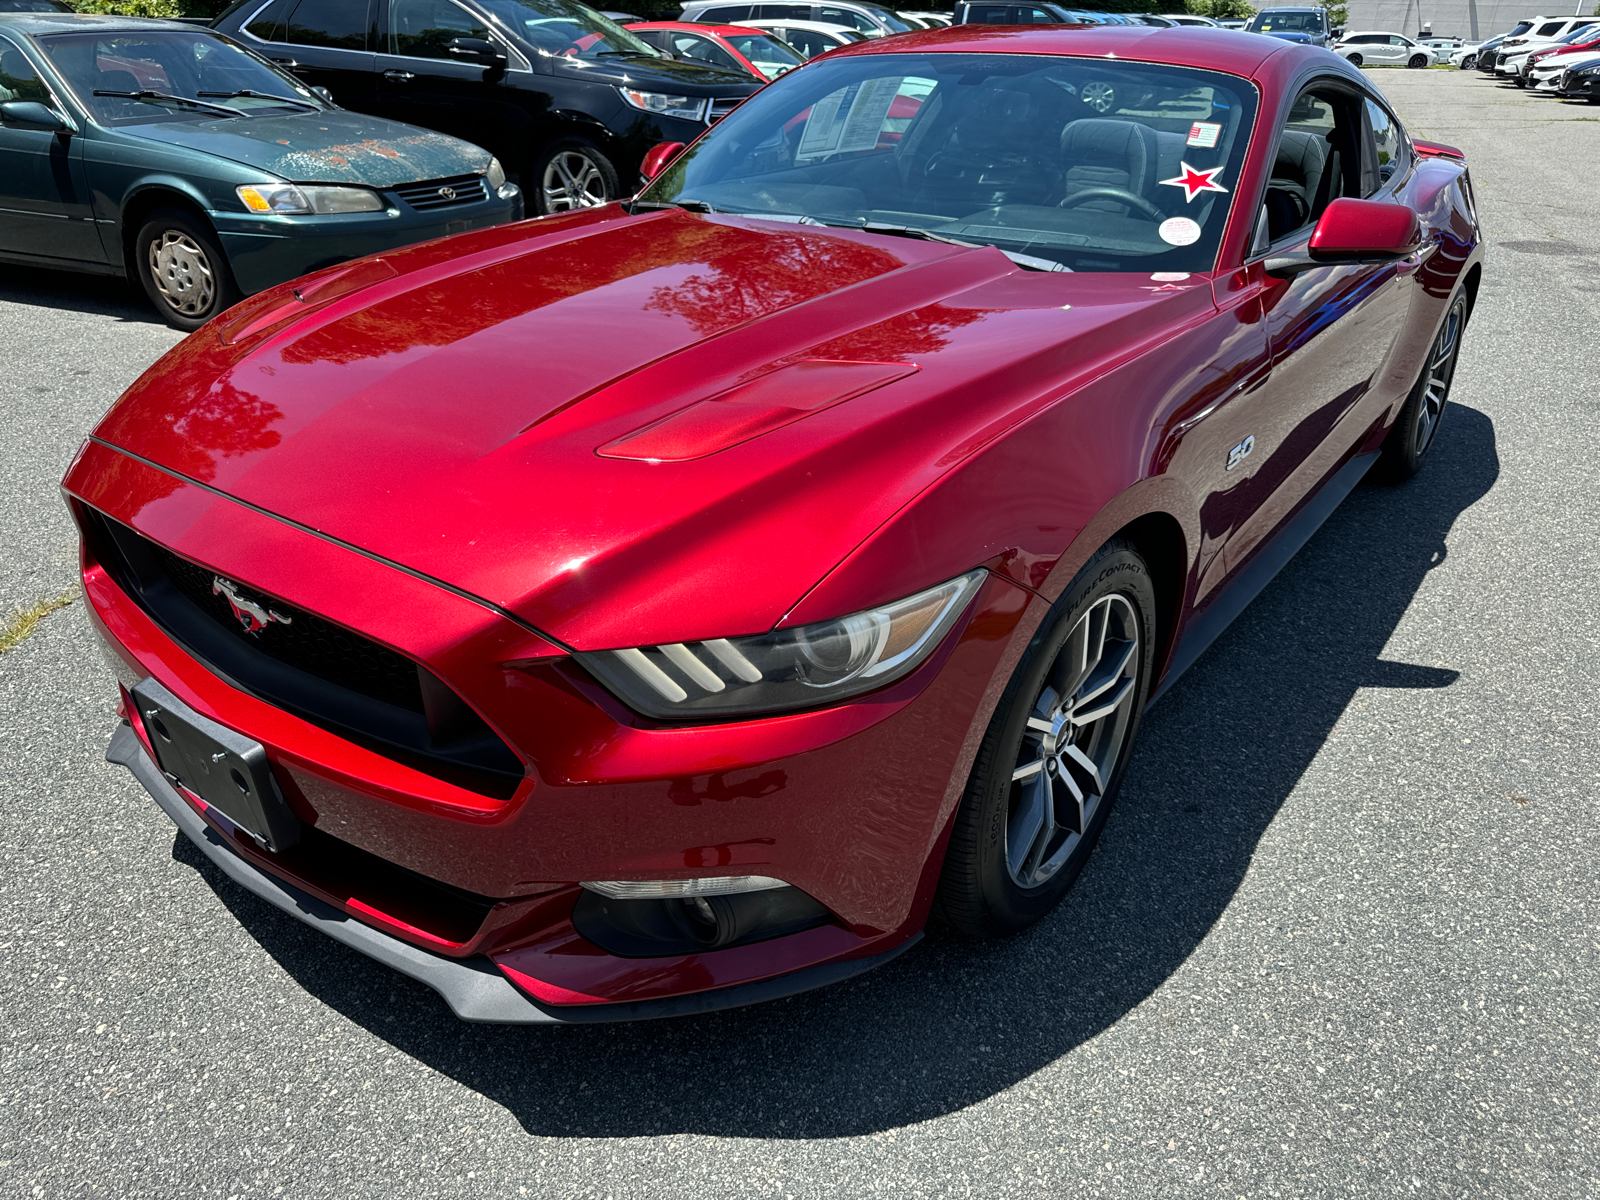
xmin=911 ymin=85 xmax=1055 ymax=211
xmin=1263 ymin=127 xmax=1328 ymax=240
xmin=1057 ymin=117 xmax=1159 ymax=215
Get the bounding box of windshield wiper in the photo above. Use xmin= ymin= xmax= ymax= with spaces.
xmin=628 ymin=198 xmax=723 ymax=214
xmin=197 ymin=88 xmax=320 ymax=111
xmin=92 ymin=89 xmax=241 ymax=118
xmin=808 ymin=217 xmax=1072 ymax=272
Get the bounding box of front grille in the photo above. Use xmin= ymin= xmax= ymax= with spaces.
xmin=708 ymin=97 xmax=743 ymax=124
xmin=393 ymin=173 xmax=490 ymax=211
xmin=153 ymin=544 xmax=425 ymax=714
xmin=83 ymin=507 xmax=522 ymax=799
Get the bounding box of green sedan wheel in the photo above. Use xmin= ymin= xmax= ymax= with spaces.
xmin=134 ymin=207 xmax=240 ymax=332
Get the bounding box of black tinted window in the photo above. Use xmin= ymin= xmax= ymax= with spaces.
xmin=964 ymin=5 xmax=1014 ymax=22
xmin=244 ymin=0 xmax=296 ymax=41
xmin=758 ymin=4 xmax=811 ymax=16
xmin=699 ymin=5 xmax=751 ymax=18
xmin=285 ymin=0 xmax=370 ymax=49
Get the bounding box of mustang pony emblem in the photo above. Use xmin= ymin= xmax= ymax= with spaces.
xmin=212 ymin=576 xmax=293 ymax=635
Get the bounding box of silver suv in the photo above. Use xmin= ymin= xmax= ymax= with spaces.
xmin=678 ymin=1 xmax=919 ymax=37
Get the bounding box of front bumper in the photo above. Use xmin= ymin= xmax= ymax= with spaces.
xmin=215 ymin=191 xmax=523 ymax=296
xmin=67 ymin=441 xmax=1042 ymax=1016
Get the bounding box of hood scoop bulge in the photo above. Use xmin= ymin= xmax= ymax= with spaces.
xmin=597 ymin=359 xmax=919 ymax=463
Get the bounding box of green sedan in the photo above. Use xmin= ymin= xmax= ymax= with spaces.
xmin=0 ymin=12 xmax=523 ymax=329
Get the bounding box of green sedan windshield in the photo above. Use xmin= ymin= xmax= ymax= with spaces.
xmin=38 ymin=30 xmax=322 ymax=125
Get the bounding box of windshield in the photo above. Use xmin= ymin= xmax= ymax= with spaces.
xmin=1248 ymin=11 xmax=1324 ymax=32
xmin=724 ymin=31 xmax=805 ymax=78
xmin=866 ymin=7 xmax=916 ymax=32
xmin=37 ymin=30 xmax=322 ymax=124
xmin=639 ymin=53 xmax=1258 ymax=273
xmin=474 ymin=0 xmax=657 ymax=57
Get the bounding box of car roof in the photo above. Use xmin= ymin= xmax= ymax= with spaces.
xmin=742 ymin=18 xmax=859 ymax=33
xmin=0 ymin=11 xmax=201 ymax=33
xmin=827 ymin=23 xmax=1306 ymax=76
xmin=631 ymin=20 xmax=776 ymax=36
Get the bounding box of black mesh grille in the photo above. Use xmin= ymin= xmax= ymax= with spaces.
xmin=152 ymin=544 xmax=425 ymax=714
xmin=393 ymin=174 xmax=489 ymax=211
xmin=708 ymin=97 xmax=742 ymax=123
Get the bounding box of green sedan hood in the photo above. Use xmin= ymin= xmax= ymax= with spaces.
xmin=128 ymin=109 xmax=491 ymax=186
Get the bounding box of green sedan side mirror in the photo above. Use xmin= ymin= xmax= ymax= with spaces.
xmin=0 ymin=100 xmax=69 ymax=132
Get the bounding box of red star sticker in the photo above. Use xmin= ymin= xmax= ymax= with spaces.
xmin=1159 ymin=162 xmax=1230 ymax=204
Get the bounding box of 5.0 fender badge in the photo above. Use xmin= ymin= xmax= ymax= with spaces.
xmin=1226 ymin=435 xmax=1256 ymax=471
xmin=213 ymin=576 xmax=293 ymax=635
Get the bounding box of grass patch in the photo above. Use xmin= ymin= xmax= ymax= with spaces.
xmin=0 ymin=588 xmax=80 ymax=656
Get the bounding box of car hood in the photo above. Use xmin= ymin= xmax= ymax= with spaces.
xmin=125 ymin=109 xmax=491 ymax=186
xmin=90 ymin=208 xmax=1214 ymax=649
xmin=542 ymin=51 xmax=760 ymax=95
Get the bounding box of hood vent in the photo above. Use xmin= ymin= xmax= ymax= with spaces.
xmin=597 ymin=359 xmax=918 ymax=463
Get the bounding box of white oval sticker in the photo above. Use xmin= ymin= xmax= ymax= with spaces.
xmin=1150 ymin=271 xmax=1191 ymax=282
xmin=1158 ymin=217 xmax=1201 ymax=247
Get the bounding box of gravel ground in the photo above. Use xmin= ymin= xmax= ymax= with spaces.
xmin=1 ymin=68 xmax=1596 ymax=1199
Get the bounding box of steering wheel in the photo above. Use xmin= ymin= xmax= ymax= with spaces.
xmin=1058 ymin=187 xmax=1165 ymax=222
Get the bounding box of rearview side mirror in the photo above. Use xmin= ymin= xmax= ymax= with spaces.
xmin=0 ymin=100 xmax=69 ymax=133
xmin=449 ymin=36 xmax=509 ymax=73
xmin=1265 ymin=197 xmax=1422 ymax=278
xmin=639 ymin=140 xmax=686 ymax=182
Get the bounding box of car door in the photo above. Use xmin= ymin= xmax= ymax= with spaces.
xmin=1221 ymin=80 xmax=1415 ymax=575
xmin=373 ymin=0 xmax=524 ymax=165
xmin=254 ymin=0 xmax=378 ymax=109
xmin=0 ymin=36 xmax=102 ymax=263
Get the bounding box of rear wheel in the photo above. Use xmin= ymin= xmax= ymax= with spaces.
xmin=530 ymin=139 xmax=618 ymax=215
xmin=133 ymin=207 xmax=240 ymax=332
xmin=1347 ymin=52 xmax=1363 ymax=66
xmin=1408 ymin=53 xmax=1429 ymax=69
xmin=1377 ymin=290 xmax=1468 ymax=481
xmin=935 ymin=539 xmax=1154 ymax=938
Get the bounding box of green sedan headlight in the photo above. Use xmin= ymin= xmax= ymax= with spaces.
xmin=486 ymin=157 xmax=506 ymax=190
xmin=578 ymin=571 xmax=986 ymax=719
xmin=237 ymin=183 xmax=386 ymax=215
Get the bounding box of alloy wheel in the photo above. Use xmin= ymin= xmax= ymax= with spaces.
xmin=1079 ymin=81 xmax=1116 ymax=113
xmin=1415 ymin=295 xmax=1465 ymax=456
xmin=147 ymin=231 xmax=216 ymax=317
xmin=1004 ymin=594 xmax=1140 ymax=889
xmin=541 ymin=150 xmax=609 ymax=211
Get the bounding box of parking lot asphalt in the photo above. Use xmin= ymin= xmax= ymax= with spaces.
xmin=2 ymin=67 xmax=1597 ymax=1200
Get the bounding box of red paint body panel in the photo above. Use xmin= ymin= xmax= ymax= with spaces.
xmin=67 ymin=30 xmax=1484 ymax=1014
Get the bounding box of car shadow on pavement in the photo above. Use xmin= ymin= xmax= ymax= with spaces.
xmin=173 ymin=403 xmax=1499 ymax=1140
xmin=0 ymin=264 xmax=160 ymax=324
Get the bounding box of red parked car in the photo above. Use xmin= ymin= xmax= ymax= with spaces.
xmin=67 ymin=25 xmax=1482 ymax=1022
xmin=626 ymin=20 xmax=807 ymax=81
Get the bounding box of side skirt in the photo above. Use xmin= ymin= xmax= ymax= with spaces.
xmin=1148 ymin=451 xmax=1378 ymax=706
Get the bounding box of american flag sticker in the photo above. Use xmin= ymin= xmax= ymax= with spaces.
xmin=1186 ymin=122 xmax=1222 ymax=149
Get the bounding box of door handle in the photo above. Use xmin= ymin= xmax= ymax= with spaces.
xmin=383 ymin=70 xmax=416 ymax=82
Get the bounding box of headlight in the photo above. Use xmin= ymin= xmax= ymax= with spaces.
xmin=578 ymin=570 xmax=986 ymax=718
xmin=486 ymin=157 xmax=506 ymax=189
xmin=236 ymin=183 xmax=385 ymax=215
xmin=618 ymin=87 xmax=707 ymax=121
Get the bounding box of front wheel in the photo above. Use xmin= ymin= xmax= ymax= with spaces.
xmin=133 ymin=207 xmax=240 ymax=332
xmin=1460 ymin=55 xmax=1476 ymax=69
xmin=1408 ymin=54 xmax=1429 ymax=69
xmin=530 ymin=139 xmax=619 ymax=215
xmin=1377 ymin=290 xmax=1468 ymax=481
xmin=935 ymin=539 xmax=1154 ymax=938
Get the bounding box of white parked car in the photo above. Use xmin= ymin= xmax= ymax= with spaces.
xmin=738 ymin=17 xmax=869 ymax=56
xmin=680 ymin=0 xmax=918 ymax=37
xmin=1448 ymin=41 xmax=1485 ymax=68
xmin=1160 ymin=12 xmax=1221 ymax=26
xmin=1530 ymin=47 xmax=1600 ymax=89
xmin=1497 ymin=22 xmax=1600 ymax=84
xmin=1416 ymin=36 xmax=1464 ymax=64
xmin=1332 ymin=30 xmax=1433 ymax=68
xmin=901 ymin=10 xmax=953 ymax=24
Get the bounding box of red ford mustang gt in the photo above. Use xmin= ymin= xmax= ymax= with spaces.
xmin=64 ymin=25 xmax=1482 ymax=1022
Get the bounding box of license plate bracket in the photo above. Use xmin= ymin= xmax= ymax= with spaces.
xmin=131 ymin=678 xmax=300 ymax=852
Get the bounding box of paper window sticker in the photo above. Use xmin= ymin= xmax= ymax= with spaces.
xmin=1186 ymin=121 xmax=1222 ymax=149
xmin=797 ymin=86 xmax=853 ymax=159
xmin=1158 ymin=217 xmax=1202 ymax=246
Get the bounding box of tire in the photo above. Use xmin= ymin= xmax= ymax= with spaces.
xmin=1460 ymin=55 xmax=1476 ymax=69
xmin=934 ymin=539 xmax=1155 ymax=938
xmin=1376 ymin=289 xmax=1468 ymax=481
xmin=529 ymin=138 xmax=619 ymax=215
xmin=1408 ymin=54 xmax=1428 ymax=69
xmin=133 ymin=206 xmax=240 ymax=332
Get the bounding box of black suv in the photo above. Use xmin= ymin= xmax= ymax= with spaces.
xmin=211 ymin=0 xmax=761 ymax=212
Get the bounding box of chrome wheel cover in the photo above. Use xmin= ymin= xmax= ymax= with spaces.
xmin=1005 ymin=594 xmax=1140 ymax=889
xmin=147 ymin=231 xmax=216 ymax=317
xmin=1080 ymin=81 xmax=1115 ymax=113
xmin=1415 ymin=295 xmax=1465 ymax=455
xmin=541 ymin=150 xmax=608 ymax=212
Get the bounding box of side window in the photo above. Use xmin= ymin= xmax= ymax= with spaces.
xmin=755 ymin=4 xmax=807 ymax=16
xmin=1255 ymin=87 xmax=1361 ymax=250
xmin=817 ymin=6 xmax=876 ymax=30
xmin=788 ymin=29 xmax=827 ymax=56
xmin=0 ymin=39 xmax=50 ymax=104
xmin=1024 ymin=7 xmax=1060 ymax=21
xmin=1388 ymin=35 xmax=1408 ymax=46
xmin=964 ymin=5 xmax=1013 ymax=22
xmin=388 ymin=0 xmax=490 ymax=59
xmin=243 ymin=0 xmax=297 ymax=42
xmin=286 ymin=0 xmax=371 ymax=49
xmin=670 ymin=33 xmax=741 ymax=70
xmin=1364 ymin=97 xmax=1407 ymax=189
xmin=698 ymin=6 xmax=750 ymax=19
